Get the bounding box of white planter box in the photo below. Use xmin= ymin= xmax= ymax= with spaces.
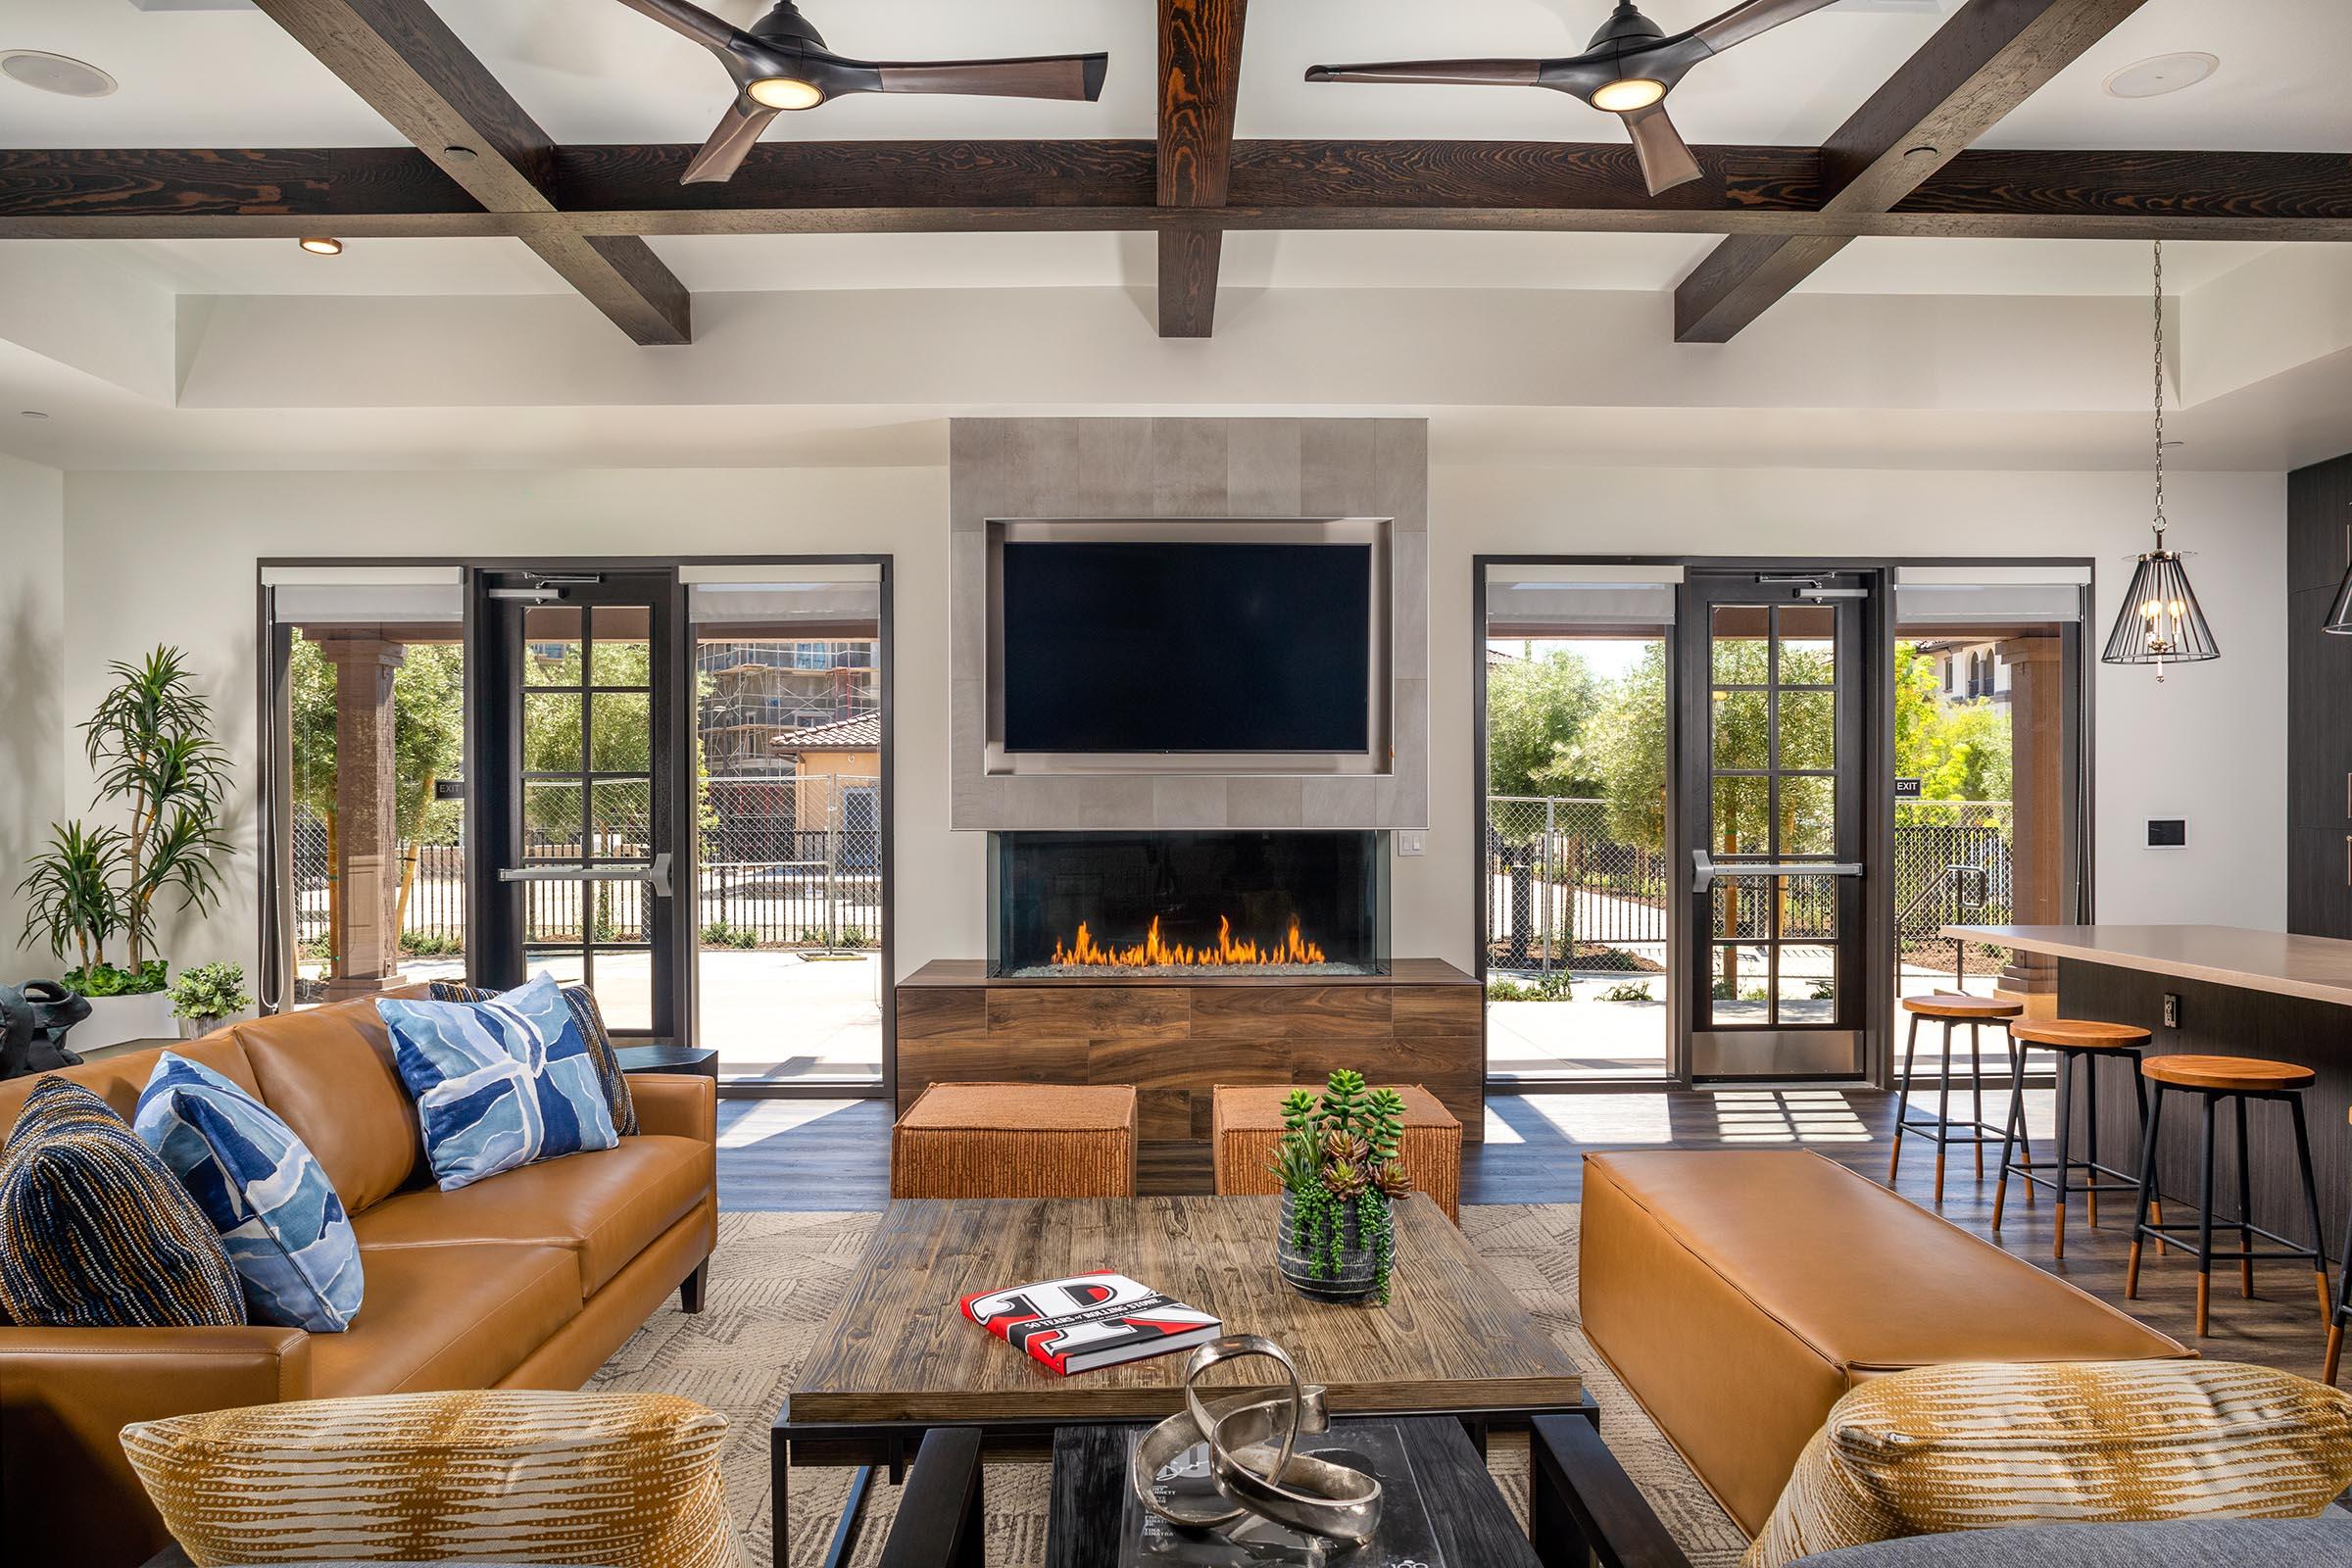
xmin=69 ymin=991 xmax=178 ymax=1054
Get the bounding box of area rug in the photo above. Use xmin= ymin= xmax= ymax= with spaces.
xmin=590 ymin=1204 xmax=1749 ymax=1567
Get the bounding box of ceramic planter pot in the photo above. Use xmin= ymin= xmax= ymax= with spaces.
xmin=1276 ymin=1189 xmax=1384 ymax=1303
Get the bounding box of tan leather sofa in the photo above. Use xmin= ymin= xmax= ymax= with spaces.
xmin=0 ymin=991 xmax=717 ymax=1568
xmin=1581 ymin=1149 xmax=2188 ymax=1537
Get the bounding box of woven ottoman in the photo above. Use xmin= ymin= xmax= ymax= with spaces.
xmin=1210 ymin=1083 xmax=1463 ymax=1222
xmin=890 ymin=1083 xmax=1138 ymax=1199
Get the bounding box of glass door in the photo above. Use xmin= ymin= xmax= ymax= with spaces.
xmin=1681 ymin=572 xmax=1872 ymax=1078
xmin=472 ymin=570 xmax=681 ymax=1039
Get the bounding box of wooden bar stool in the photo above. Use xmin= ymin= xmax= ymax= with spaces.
xmin=2327 ymin=1107 xmax=2351 ymax=1387
xmin=1887 ymin=992 xmax=2023 ymax=1203
xmin=1993 ymin=1017 xmax=2159 ymax=1257
xmin=2126 ymin=1054 xmax=2330 ymax=1339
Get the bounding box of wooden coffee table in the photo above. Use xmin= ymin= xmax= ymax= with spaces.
xmin=772 ymin=1195 xmax=1590 ymax=1567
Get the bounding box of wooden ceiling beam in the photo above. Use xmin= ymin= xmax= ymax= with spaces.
xmin=1155 ymin=0 xmax=1249 ymax=337
xmin=4 ymin=144 xmax=2345 ymax=241
xmin=247 ymin=0 xmax=690 ymax=344
xmin=1673 ymin=0 xmax=2151 ymax=343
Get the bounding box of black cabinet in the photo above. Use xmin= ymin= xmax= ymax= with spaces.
xmin=2287 ymin=452 xmax=2352 ymax=939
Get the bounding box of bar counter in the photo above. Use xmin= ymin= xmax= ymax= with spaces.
xmin=1947 ymin=923 xmax=2352 ymax=1266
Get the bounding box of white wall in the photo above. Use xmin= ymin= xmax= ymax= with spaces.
xmin=0 ymin=454 xmax=66 ymax=978
xmin=52 ymin=461 xmax=2287 ymax=989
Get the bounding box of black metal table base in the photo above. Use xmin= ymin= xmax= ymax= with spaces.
xmin=773 ymin=1391 xmax=1603 ymax=1568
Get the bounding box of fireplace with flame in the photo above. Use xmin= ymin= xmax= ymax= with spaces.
xmin=989 ymin=830 xmax=1389 ymax=979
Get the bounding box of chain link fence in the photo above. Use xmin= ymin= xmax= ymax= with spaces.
xmin=293 ymin=772 xmax=885 ymax=961
xmin=1485 ymin=794 xmax=2015 ymax=977
xmin=1486 ymin=797 xmax=1671 ymax=974
xmin=1893 ymin=799 xmax=2014 ymax=974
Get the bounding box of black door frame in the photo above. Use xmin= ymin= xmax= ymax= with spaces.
xmin=255 ymin=554 xmax=897 ymax=1103
xmin=469 ymin=568 xmax=684 ymax=1042
xmin=1679 ymin=568 xmax=1877 ymax=1081
xmin=1470 ymin=554 xmax=2096 ymax=1094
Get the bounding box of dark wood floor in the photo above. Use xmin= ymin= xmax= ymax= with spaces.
xmin=714 ymin=1087 xmax=2346 ymax=1381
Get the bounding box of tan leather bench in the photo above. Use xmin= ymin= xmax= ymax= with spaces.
xmin=1580 ymin=1149 xmax=2189 ymax=1537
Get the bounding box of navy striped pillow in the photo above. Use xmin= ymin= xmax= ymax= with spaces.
xmin=427 ymin=980 xmax=638 ymax=1137
xmin=0 ymin=1077 xmax=247 ymax=1329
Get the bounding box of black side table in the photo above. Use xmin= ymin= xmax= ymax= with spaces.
xmin=615 ymin=1043 xmax=720 ymax=1082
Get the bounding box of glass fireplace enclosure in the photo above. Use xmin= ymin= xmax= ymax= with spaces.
xmin=990 ymin=831 xmax=1389 ymax=978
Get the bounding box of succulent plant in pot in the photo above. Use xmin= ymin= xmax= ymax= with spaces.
xmin=168 ymin=961 xmax=253 ymax=1039
xmin=1268 ymin=1070 xmax=1412 ymax=1305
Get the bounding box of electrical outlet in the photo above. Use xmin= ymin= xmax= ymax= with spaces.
xmin=1396 ymin=830 xmax=1426 ymax=858
xmin=2163 ymin=993 xmax=2180 ymax=1028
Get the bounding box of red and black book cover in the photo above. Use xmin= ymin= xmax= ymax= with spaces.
xmin=959 ymin=1270 xmax=1222 ymax=1376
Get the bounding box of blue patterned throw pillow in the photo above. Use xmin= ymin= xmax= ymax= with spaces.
xmin=428 ymin=978 xmax=637 ymax=1137
xmin=377 ymin=972 xmax=620 ymax=1192
xmin=133 ymin=1053 xmax=365 ymax=1333
xmin=0 ymin=1077 xmax=247 ymax=1329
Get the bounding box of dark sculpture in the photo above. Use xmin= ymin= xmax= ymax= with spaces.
xmin=0 ymin=983 xmax=87 ymax=1081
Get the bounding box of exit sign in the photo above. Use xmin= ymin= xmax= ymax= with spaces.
xmin=1893 ymin=778 xmax=1923 ymax=798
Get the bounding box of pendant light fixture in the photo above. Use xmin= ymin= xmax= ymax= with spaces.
xmin=2102 ymin=239 xmax=2219 ymax=681
xmin=2324 ymin=501 xmax=2352 ymax=635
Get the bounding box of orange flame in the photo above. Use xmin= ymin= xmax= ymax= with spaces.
xmin=1051 ymin=913 xmax=1327 ymax=969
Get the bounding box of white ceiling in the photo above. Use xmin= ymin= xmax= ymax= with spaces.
xmin=5 ymin=0 xmax=2347 ymax=150
xmin=0 ymin=1 xmax=2344 ymax=472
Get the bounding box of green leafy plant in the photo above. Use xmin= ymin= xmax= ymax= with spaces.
xmin=15 ymin=821 xmax=124 ymax=973
xmin=168 ymin=961 xmax=252 ymax=1023
xmin=64 ymin=958 xmax=167 ymax=998
xmin=76 ymin=647 xmax=234 ymax=975
xmin=1598 ymin=980 xmax=1653 ymax=1003
xmin=700 ymin=920 xmax=759 ymax=950
xmin=1487 ymin=971 xmax=1573 ymax=1002
xmin=1267 ymin=1070 xmax=1411 ymax=1304
xmin=838 ymin=926 xmax=868 ymax=949
xmin=398 ymin=930 xmax=464 ymax=957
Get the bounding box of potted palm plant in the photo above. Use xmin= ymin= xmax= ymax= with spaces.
xmin=1268 ymin=1070 xmax=1412 ymax=1305
xmin=13 ymin=647 xmax=233 ymax=1051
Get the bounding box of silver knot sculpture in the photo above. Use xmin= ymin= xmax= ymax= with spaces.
xmin=1131 ymin=1334 xmax=1383 ymax=1547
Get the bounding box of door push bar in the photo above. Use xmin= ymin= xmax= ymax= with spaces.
xmin=1691 ymin=849 xmax=1863 ymax=895
xmin=500 ymin=850 xmax=673 ymax=898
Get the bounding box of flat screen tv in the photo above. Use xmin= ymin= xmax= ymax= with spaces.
xmin=999 ymin=539 xmax=1373 ymax=754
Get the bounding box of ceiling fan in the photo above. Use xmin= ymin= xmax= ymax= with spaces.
xmin=612 ymin=0 xmax=1109 ymax=184
xmin=1305 ymin=0 xmax=1838 ymax=197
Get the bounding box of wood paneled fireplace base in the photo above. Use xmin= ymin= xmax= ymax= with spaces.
xmin=895 ymin=959 xmax=1484 ymax=1142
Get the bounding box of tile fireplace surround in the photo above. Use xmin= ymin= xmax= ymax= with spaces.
xmin=949 ymin=416 xmax=1431 ymax=833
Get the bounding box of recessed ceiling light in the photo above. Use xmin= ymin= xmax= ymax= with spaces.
xmin=0 ymin=50 xmax=118 ymax=98
xmin=297 ymin=236 xmax=344 ymax=256
xmin=2103 ymin=52 xmax=2219 ymax=99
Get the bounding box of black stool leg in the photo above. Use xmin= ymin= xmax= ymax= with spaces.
xmin=2126 ymin=1083 xmax=2165 ymax=1298
xmin=2084 ymin=1051 xmax=2102 ymax=1228
xmin=2130 ymin=1054 xmax=2164 ymax=1254
xmin=2234 ymin=1095 xmax=2255 ymax=1299
xmin=2288 ymin=1093 xmax=2331 ymax=1325
xmin=1887 ymin=1012 xmax=1920 ymax=1185
xmin=1933 ymin=1020 xmax=1954 ymax=1203
xmin=1992 ymin=1032 xmax=2027 ymax=1231
xmin=1969 ymin=1021 xmax=1986 ymax=1179
xmin=2051 ymin=1048 xmax=2076 ymax=1258
xmin=2328 ymin=1197 xmax=2352 ymax=1386
xmin=2195 ymin=1093 xmax=2219 ymax=1337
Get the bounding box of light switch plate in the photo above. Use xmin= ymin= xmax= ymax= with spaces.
xmin=1396 ymin=830 xmax=1426 ymax=857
